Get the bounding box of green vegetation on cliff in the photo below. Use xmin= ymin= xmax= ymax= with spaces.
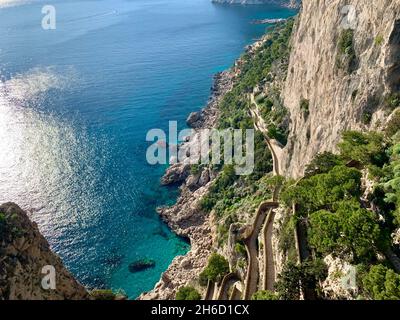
xmin=176 ymin=286 xmax=201 ymax=300
xmin=361 ymin=264 xmax=400 ymax=300
xmin=199 ymin=253 xmax=230 ymax=285
xmin=280 ymin=128 xmax=400 ymax=298
xmin=200 ymin=20 xmax=295 ymax=245
xmin=218 ymin=19 xmax=294 ymax=144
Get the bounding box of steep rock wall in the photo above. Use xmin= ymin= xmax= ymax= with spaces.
xmin=0 ymin=203 xmax=88 ymax=300
xmin=281 ymin=0 xmax=400 ymax=178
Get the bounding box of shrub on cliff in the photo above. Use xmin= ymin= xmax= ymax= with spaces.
xmin=199 ymin=253 xmax=229 ymax=283
xmin=385 ymin=93 xmax=400 ymax=110
xmin=385 ymin=110 xmax=400 ymax=137
xmin=308 ymin=200 xmax=384 ymax=262
xmin=234 ymin=242 xmax=246 ymax=256
xmin=281 ymin=165 xmax=362 ymax=216
xmin=251 ymin=290 xmax=279 ymax=300
xmin=275 ymin=259 xmax=327 ymax=300
xmin=299 ymin=98 xmax=310 ymax=118
xmin=304 ymin=152 xmax=344 ymax=177
xmin=336 ymin=29 xmax=357 ymax=72
xmin=338 ymin=131 xmax=388 ymax=166
xmin=176 ymin=286 xmax=201 ymax=300
xmin=362 ymin=264 xmax=400 ymax=300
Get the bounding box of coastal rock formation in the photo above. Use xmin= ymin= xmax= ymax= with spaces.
xmin=0 ymin=203 xmax=88 ymax=300
xmin=161 ymin=163 xmax=190 ymax=185
xmin=280 ymin=0 xmax=400 ymax=178
xmin=152 ymin=0 xmax=400 ymax=301
xmin=141 ymin=184 xmax=214 ymax=300
xmin=140 ymin=70 xmax=235 ymax=300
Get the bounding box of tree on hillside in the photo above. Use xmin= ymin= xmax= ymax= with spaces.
xmin=199 ymin=253 xmax=229 ymax=283
xmin=304 ymin=152 xmax=344 ymax=177
xmin=251 ymin=290 xmax=279 ymax=300
xmin=338 ymin=131 xmax=388 ymax=166
xmin=176 ymin=286 xmax=201 ymax=300
xmin=308 ymin=200 xmax=384 ymax=262
xmin=362 ymin=264 xmax=400 ymax=300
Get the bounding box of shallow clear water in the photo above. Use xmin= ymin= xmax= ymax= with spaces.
xmin=0 ymin=0 xmax=296 ymax=298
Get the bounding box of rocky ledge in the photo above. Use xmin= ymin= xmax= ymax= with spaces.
xmin=0 ymin=203 xmax=89 ymax=300
xmin=139 ymin=70 xmax=235 ymax=300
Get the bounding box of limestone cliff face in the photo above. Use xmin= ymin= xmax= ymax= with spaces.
xmin=0 ymin=203 xmax=88 ymax=300
xmin=281 ymin=0 xmax=400 ymax=178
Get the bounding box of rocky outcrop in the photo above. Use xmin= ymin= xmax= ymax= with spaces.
xmin=321 ymin=255 xmax=358 ymax=300
xmin=161 ymin=163 xmax=190 ymax=185
xmin=140 ymin=184 xmax=214 ymax=300
xmin=280 ymin=0 xmax=400 ymax=178
xmin=0 ymin=203 xmax=88 ymax=300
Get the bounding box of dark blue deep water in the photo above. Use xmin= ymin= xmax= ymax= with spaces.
xmin=0 ymin=0 xmax=296 ymax=298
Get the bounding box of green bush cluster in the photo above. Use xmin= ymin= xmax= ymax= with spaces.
xmin=281 ymin=165 xmax=362 ymax=216
xmin=308 ymin=200 xmax=384 ymax=261
xmin=234 ymin=242 xmax=247 ymax=256
xmin=362 ymin=264 xmax=400 ymax=300
xmin=300 ymin=98 xmax=310 ymax=118
xmin=251 ymin=290 xmax=279 ymax=300
xmin=336 ymin=29 xmax=357 ymax=72
xmin=0 ymin=209 xmax=23 ymax=241
xmin=379 ymin=139 xmax=400 ymax=225
xmin=176 ymin=286 xmax=201 ymax=300
xmin=375 ymin=35 xmax=384 ymax=46
xmin=304 ymin=152 xmax=344 ymax=177
xmin=281 ymin=130 xmax=396 ymax=262
xmin=275 ymin=259 xmax=327 ymax=300
xmin=385 ymin=93 xmax=400 ymax=110
xmin=199 ymin=253 xmax=230 ymax=284
xmin=338 ymin=131 xmax=388 ymax=166
xmin=280 ymin=129 xmax=400 ymax=297
xmin=385 ymin=110 xmax=400 ymax=137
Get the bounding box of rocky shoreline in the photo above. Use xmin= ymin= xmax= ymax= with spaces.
xmin=139 ymin=71 xmax=235 ymax=300
xmin=139 ymin=30 xmax=274 ymax=300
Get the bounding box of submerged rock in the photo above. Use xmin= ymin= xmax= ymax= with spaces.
xmin=128 ymin=259 xmax=156 ymax=273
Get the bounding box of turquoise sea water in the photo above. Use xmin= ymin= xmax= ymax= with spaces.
xmin=0 ymin=0 xmax=296 ymax=298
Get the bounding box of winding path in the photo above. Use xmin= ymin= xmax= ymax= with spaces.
xmin=216 ymin=272 xmax=240 ymax=300
xmin=204 ymin=280 xmax=216 ymax=300
xmin=243 ymin=201 xmax=279 ymax=299
xmin=213 ymin=92 xmax=284 ymax=300
xmin=249 ymin=93 xmax=284 ymax=176
xmin=262 ymin=209 xmax=276 ymax=291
